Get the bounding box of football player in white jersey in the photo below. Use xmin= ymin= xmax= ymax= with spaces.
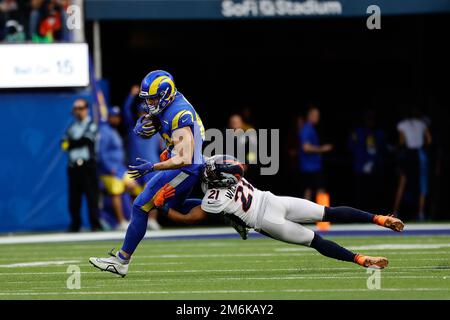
xmin=156 ymin=155 xmax=404 ymax=269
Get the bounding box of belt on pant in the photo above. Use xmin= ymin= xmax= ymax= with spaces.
xmin=68 ymin=159 xmax=95 ymax=168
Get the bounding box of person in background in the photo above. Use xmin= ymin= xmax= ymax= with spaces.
xmin=228 ymin=113 xmax=258 ymax=165
xmin=98 ymin=106 xmax=141 ymax=230
xmin=228 ymin=113 xmax=259 ymax=185
xmin=0 ymin=0 xmax=26 ymax=42
xmin=394 ymin=108 xmax=432 ymax=221
xmin=299 ymin=105 xmax=333 ymax=201
xmin=0 ymin=2 xmax=5 ymax=41
xmin=29 ymin=0 xmax=64 ymax=42
xmin=239 ymin=106 xmax=255 ymax=130
xmin=348 ymin=110 xmax=386 ymax=212
xmin=29 ymin=0 xmax=43 ymax=40
xmin=61 ymin=99 xmax=102 ymax=232
xmin=123 ymin=86 xmax=163 ymax=230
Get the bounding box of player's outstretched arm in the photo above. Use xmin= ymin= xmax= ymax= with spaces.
xmin=153 ymin=184 xmax=208 ymax=224
xmin=154 ymin=127 xmax=194 ymax=170
xmin=165 ymin=205 xmax=209 ymax=225
xmin=128 ymin=127 xmax=194 ymax=179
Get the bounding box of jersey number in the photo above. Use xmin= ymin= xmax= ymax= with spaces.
xmin=234 ymin=186 xmax=253 ymax=212
xmin=208 ymin=190 xmax=219 ymax=200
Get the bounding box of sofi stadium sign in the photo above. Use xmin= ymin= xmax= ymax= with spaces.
xmin=84 ymin=0 xmax=450 ymax=20
xmin=221 ymin=0 xmax=342 ymax=17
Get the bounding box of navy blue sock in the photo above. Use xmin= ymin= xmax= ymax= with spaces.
xmin=309 ymin=233 xmax=356 ymax=263
xmin=121 ymin=205 xmax=149 ymax=256
xmin=323 ymin=206 xmax=374 ymax=223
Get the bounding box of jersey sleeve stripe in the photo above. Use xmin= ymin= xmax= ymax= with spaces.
xmin=171 ymin=110 xmax=193 ymax=131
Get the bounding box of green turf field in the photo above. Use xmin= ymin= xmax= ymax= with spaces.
xmin=0 ymin=235 xmax=449 ymax=299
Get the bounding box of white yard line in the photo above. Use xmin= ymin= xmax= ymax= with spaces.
xmin=0 ymin=228 xmax=244 ymax=245
xmin=1 ymin=224 xmax=450 ymax=245
xmin=1 ymin=275 xmax=450 ymax=293
xmin=0 ymin=261 xmax=183 ymax=269
xmin=1 ymin=250 xmax=450 ymax=262
xmin=0 ymin=287 xmax=448 ymax=296
xmin=276 ymin=243 xmax=450 ymax=251
xmin=3 ymin=270 xmax=448 ymax=286
xmin=1 ymin=266 xmax=449 ymax=276
xmin=0 ymin=260 xmax=80 ymax=268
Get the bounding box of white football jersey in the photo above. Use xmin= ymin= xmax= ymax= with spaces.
xmin=201 ymin=178 xmax=268 ymax=228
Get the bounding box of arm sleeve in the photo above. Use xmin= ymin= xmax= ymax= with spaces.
xmin=300 ymin=126 xmax=313 ymax=144
xmin=68 ymin=123 xmax=97 ymax=149
xmin=68 ymin=137 xmax=93 ymax=149
xmin=97 ymin=129 xmax=115 ymax=174
xmin=61 ymin=127 xmax=70 ymax=151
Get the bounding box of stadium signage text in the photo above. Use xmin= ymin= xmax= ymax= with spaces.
xmin=221 ymin=0 xmax=343 ymax=17
xmin=0 ymin=43 xmax=89 ymax=88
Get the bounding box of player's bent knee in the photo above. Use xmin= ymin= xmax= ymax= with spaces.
xmin=132 ymin=200 xmax=150 ymax=216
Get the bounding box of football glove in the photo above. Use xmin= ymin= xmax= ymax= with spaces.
xmin=160 ymin=149 xmax=170 ymax=162
xmin=154 ymin=183 xmax=176 ymax=207
xmin=128 ymin=158 xmax=154 ymax=179
xmin=134 ymin=115 xmax=158 ymax=139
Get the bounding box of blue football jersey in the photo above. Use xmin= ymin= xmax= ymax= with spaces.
xmin=156 ymin=92 xmax=205 ymax=175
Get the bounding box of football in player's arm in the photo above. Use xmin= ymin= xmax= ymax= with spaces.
xmin=89 ymin=70 xmax=208 ymax=277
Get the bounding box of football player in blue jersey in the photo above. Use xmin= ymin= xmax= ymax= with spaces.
xmin=89 ymin=70 xmax=206 ymax=277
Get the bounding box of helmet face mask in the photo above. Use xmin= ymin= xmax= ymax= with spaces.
xmin=142 ymin=96 xmax=161 ymax=115
xmin=202 ymin=155 xmax=244 ymax=189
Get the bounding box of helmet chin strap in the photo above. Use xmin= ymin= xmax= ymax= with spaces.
xmin=147 ymin=87 xmax=173 ymax=115
xmin=148 ymin=105 xmax=160 ymax=115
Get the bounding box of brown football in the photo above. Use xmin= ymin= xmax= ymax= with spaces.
xmin=141 ymin=114 xmax=161 ymax=138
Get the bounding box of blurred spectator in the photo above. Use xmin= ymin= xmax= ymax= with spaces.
xmin=123 ymin=85 xmax=163 ymax=230
xmin=0 ymin=0 xmax=26 ymax=42
xmin=228 ymin=113 xmax=258 ymax=164
xmin=61 ymin=99 xmax=102 ymax=232
xmin=98 ymin=106 xmax=140 ymax=231
xmin=228 ymin=113 xmax=259 ymax=184
xmin=29 ymin=0 xmax=42 ymax=40
xmin=239 ymin=106 xmax=255 ymax=130
xmin=298 ymin=105 xmax=333 ymax=201
xmin=30 ymin=0 xmax=67 ymax=42
xmin=348 ymin=110 xmax=386 ymax=211
xmin=393 ymin=108 xmax=432 ymax=221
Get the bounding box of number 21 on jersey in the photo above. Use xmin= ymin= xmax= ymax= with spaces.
xmin=235 ymin=180 xmax=253 ymax=212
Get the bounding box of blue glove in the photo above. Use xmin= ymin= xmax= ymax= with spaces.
xmin=134 ymin=115 xmax=158 ymax=139
xmin=128 ymin=158 xmax=154 ymax=179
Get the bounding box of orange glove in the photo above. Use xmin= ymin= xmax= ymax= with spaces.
xmin=160 ymin=149 xmax=170 ymax=162
xmin=154 ymin=184 xmax=176 ymax=207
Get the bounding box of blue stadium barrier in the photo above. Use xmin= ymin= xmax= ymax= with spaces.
xmin=0 ymin=90 xmax=94 ymax=233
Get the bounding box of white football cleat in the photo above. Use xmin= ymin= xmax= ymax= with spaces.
xmin=89 ymin=251 xmax=129 ymax=277
xmin=117 ymin=221 xmax=130 ymax=231
xmin=147 ymin=218 xmax=162 ymax=230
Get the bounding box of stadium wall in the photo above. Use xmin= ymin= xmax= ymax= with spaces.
xmin=0 ymin=90 xmax=93 ymax=233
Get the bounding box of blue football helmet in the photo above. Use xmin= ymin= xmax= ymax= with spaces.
xmin=139 ymin=70 xmax=177 ymax=115
xmin=202 ymin=155 xmax=244 ymax=188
